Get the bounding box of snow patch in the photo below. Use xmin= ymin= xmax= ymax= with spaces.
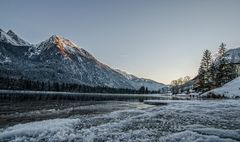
xmin=202 ymin=77 xmax=240 ymax=98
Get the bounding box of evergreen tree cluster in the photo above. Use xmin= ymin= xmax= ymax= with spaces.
xmin=138 ymin=86 xmax=149 ymax=94
xmin=0 ymin=77 xmax=160 ymax=94
xmin=194 ymin=43 xmax=238 ymax=93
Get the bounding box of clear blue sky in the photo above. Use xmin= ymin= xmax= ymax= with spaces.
xmin=1 ymin=0 xmax=240 ymax=84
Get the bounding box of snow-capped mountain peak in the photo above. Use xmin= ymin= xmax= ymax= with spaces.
xmin=0 ymin=29 xmax=30 ymax=46
xmin=34 ymin=35 xmax=98 ymax=61
xmin=7 ymin=30 xmax=30 ymax=46
xmin=7 ymin=30 xmax=18 ymax=37
xmin=38 ymin=35 xmax=79 ymax=51
xmin=0 ymin=29 xmax=18 ymax=45
xmin=52 ymin=35 xmax=78 ymax=48
xmin=51 ymin=35 xmax=80 ymax=57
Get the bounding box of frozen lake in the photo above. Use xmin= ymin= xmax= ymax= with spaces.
xmin=0 ymin=99 xmax=240 ymax=142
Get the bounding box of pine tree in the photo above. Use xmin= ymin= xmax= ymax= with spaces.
xmin=201 ymin=50 xmax=212 ymax=71
xmin=139 ymin=86 xmax=145 ymax=94
xmin=195 ymin=50 xmax=213 ymax=93
xmin=195 ymin=64 xmax=205 ymax=92
xmin=145 ymin=87 xmax=149 ymax=94
xmin=217 ymin=59 xmax=237 ymax=86
xmin=218 ymin=42 xmax=226 ymax=57
xmin=215 ymin=43 xmax=237 ymax=87
xmin=209 ymin=63 xmax=218 ymax=89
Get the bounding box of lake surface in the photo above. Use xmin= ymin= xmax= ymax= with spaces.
xmin=0 ymin=98 xmax=240 ymax=142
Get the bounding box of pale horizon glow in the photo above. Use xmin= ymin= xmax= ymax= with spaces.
xmin=1 ymin=0 xmax=240 ymax=84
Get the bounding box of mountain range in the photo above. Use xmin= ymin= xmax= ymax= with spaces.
xmin=0 ymin=29 xmax=166 ymax=91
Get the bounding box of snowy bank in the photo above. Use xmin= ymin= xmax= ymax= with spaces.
xmin=0 ymin=100 xmax=240 ymax=141
xmin=202 ymin=77 xmax=240 ymax=98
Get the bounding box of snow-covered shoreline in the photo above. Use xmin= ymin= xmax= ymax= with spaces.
xmin=201 ymin=77 xmax=240 ymax=99
xmin=0 ymin=99 xmax=240 ymax=142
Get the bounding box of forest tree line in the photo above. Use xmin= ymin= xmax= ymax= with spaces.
xmin=0 ymin=77 xmax=161 ymax=94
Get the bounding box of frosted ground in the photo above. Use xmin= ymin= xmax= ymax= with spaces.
xmin=0 ymin=100 xmax=240 ymax=142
